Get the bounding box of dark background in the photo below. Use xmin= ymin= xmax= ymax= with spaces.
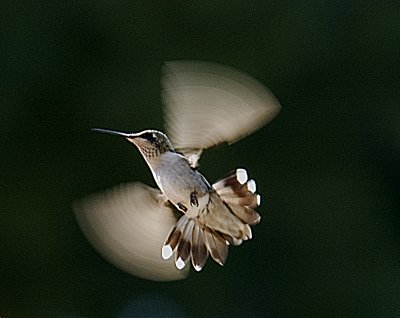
xmin=1 ymin=1 xmax=399 ymax=317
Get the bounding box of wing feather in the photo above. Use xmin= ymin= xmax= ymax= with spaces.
xmin=162 ymin=61 xmax=281 ymax=166
xmin=73 ymin=182 xmax=188 ymax=281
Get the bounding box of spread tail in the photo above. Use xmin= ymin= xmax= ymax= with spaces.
xmin=162 ymin=168 xmax=261 ymax=271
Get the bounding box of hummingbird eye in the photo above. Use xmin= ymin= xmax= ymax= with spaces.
xmin=141 ymin=132 xmax=157 ymax=143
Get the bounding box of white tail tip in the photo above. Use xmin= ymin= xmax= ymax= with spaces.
xmin=236 ymin=168 xmax=248 ymax=185
xmin=247 ymin=179 xmax=256 ymax=193
xmin=194 ymin=265 xmax=203 ymax=272
xmin=176 ymin=257 xmax=186 ymax=270
xmin=162 ymin=245 xmax=173 ymax=260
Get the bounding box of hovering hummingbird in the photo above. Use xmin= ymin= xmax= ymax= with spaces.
xmin=74 ymin=61 xmax=281 ymax=281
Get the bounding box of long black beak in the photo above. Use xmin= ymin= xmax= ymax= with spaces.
xmin=91 ymin=128 xmax=133 ymax=138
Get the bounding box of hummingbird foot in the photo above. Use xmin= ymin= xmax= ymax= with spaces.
xmin=176 ymin=203 xmax=188 ymax=212
xmin=190 ymin=191 xmax=199 ymax=207
xmin=154 ymin=191 xmax=169 ymax=205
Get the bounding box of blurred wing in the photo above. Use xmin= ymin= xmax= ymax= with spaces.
xmin=73 ymin=182 xmax=189 ymax=281
xmin=162 ymin=61 xmax=281 ymax=166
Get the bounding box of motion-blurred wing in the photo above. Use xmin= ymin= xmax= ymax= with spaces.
xmin=162 ymin=61 xmax=281 ymax=166
xmin=73 ymin=182 xmax=189 ymax=281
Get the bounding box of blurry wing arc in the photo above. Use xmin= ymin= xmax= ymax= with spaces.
xmin=73 ymin=182 xmax=189 ymax=281
xmin=162 ymin=60 xmax=281 ymax=167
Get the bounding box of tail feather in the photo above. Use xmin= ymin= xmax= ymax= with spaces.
xmin=212 ymin=168 xmax=248 ymax=191
xmin=221 ymin=233 xmax=243 ymax=246
xmin=162 ymin=215 xmax=186 ymax=259
xmin=223 ymin=203 xmax=260 ymax=225
xmin=221 ymin=192 xmax=260 ymax=209
xmin=175 ymin=220 xmax=194 ymax=269
xmin=191 ymin=225 xmax=209 ymax=271
xmin=204 ymin=229 xmax=228 ymax=266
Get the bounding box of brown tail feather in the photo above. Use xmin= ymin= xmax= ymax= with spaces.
xmin=223 ymin=203 xmax=260 ymax=225
xmin=204 ymin=229 xmax=228 ymax=266
xmin=222 ymin=194 xmax=260 ymax=210
xmin=163 ymin=215 xmax=185 ymax=252
xmin=191 ymin=225 xmax=209 ymax=271
xmin=175 ymin=219 xmax=194 ymax=269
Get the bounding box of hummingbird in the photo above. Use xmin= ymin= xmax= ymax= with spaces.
xmin=74 ymin=61 xmax=281 ymax=281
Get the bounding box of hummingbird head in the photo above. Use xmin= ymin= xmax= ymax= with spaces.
xmin=92 ymin=128 xmax=174 ymax=160
xmin=127 ymin=130 xmax=174 ymax=159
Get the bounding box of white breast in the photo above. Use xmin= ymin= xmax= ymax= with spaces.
xmin=152 ymin=152 xmax=210 ymax=217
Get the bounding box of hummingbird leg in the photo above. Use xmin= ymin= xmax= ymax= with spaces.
xmin=177 ymin=203 xmax=188 ymax=212
xmin=154 ymin=192 xmax=169 ymax=205
xmin=190 ymin=190 xmax=199 ymax=207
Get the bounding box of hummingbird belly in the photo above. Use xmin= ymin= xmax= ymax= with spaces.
xmin=153 ymin=153 xmax=210 ymax=215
